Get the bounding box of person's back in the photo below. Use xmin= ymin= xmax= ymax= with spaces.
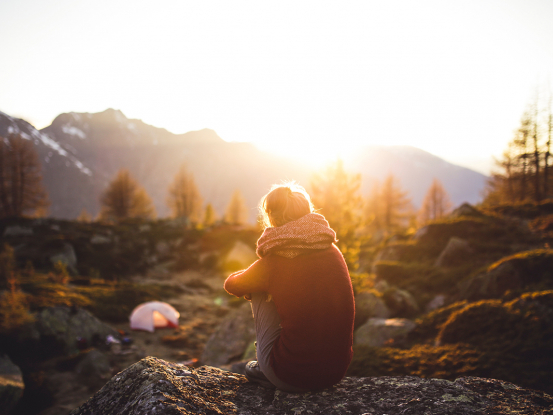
xmin=224 ymin=182 xmax=355 ymax=391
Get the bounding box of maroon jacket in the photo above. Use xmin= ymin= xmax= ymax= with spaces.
xmin=224 ymin=245 xmax=355 ymax=390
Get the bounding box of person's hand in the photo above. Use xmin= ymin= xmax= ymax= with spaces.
xmin=244 ymin=293 xmax=252 ymax=301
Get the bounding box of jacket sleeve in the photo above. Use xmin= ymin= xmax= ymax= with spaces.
xmin=224 ymin=258 xmax=270 ymax=298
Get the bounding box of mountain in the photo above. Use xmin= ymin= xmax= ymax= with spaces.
xmin=349 ymin=146 xmax=487 ymax=207
xmin=0 ymin=109 xmax=488 ymax=220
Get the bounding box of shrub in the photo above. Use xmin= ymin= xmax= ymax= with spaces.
xmin=0 ymin=277 xmax=34 ymax=333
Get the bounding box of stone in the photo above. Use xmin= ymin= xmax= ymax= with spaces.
xmin=425 ymin=294 xmax=447 ymax=312
xmin=354 ymin=318 xmax=417 ymax=347
xmin=201 ymin=302 xmax=256 ymax=367
xmin=435 ymin=237 xmax=473 ymax=268
xmin=69 ymin=356 xmax=553 ymax=415
xmin=75 ymin=349 xmax=112 ymax=390
xmin=383 ymin=287 xmax=420 ymax=317
xmin=354 ymin=291 xmax=390 ymax=329
xmin=17 ymin=307 xmax=120 ymax=358
xmin=90 ymin=234 xmax=111 ymax=244
xmin=224 ymin=241 xmax=257 ymax=270
xmin=0 ymin=354 xmax=24 ymax=414
xmin=3 ymin=225 xmax=33 ymax=236
xmin=451 ymin=203 xmax=484 ymax=218
xmin=49 ymin=242 xmax=77 ymax=272
xmin=460 ymin=262 xmax=522 ymax=301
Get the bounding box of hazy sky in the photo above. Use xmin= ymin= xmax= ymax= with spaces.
xmin=1 ymin=0 xmax=552 ymax=173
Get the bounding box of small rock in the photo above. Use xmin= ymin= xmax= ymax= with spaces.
xmin=354 ymin=318 xmax=417 ymax=347
xmin=383 ymin=287 xmax=420 ymax=317
xmin=0 ymin=354 xmax=24 ymax=414
xmin=49 ymin=242 xmax=77 ymax=271
xmin=354 ymin=291 xmax=390 ymax=329
xmin=450 ymin=203 xmax=483 ymax=218
xmin=425 ymin=294 xmax=446 ymax=312
xmin=435 ymin=237 xmax=473 ymax=268
xmin=90 ymin=235 xmax=111 ymax=244
xmin=3 ymin=226 xmax=33 ymax=236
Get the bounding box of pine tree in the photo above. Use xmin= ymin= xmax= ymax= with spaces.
xmin=167 ymin=165 xmax=203 ymax=223
xmin=419 ymin=179 xmax=452 ymax=223
xmin=310 ymin=160 xmax=363 ymax=267
xmin=0 ymin=133 xmax=48 ymax=218
xmin=224 ymin=190 xmax=248 ymax=225
xmin=99 ymin=169 xmax=155 ymax=222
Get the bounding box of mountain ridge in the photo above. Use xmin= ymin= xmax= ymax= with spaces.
xmin=0 ymin=108 xmax=487 ymax=220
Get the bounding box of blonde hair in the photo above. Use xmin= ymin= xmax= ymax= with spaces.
xmin=259 ymin=182 xmax=314 ymax=229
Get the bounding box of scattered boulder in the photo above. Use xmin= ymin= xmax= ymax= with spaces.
xmin=17 ymin=307 xmax=120 ymax=359
xmin=49 ymin=242 xmax=77 ymax=272
xmin=354 ymin=318 xmax=417 ymax=347
xmin=383 ymin=287 xmax=420 ymax=317
xmin=354 ymin=291 xmax=390 ymax=329
xmin=460 ymin=249 xmax=553 ymax=300
xmin=69 ymin=356 xmax=553 ymax=415
xmin=75 ymin=349 xmax=112 ymax=391
xmin=451 ymin=203 xmax=484 ymax=218
xmin=373 ymin=242 xmax=416 ymax=264
xmin=201 ymin=302 xmax=256 ymax=367
xmin=3 ymin=225 xmax=33 ymax=236
xmin=0 ymin=354 xmax=24 ymax=414
xmin=435 ymin=237 xmax=473 ymax=268
xmin=223 ymin=241 xmax=257 ymax=271
xmin=425 ymin=294 xmax=447 ymax=312
xmin=90 ymin=234 xmax=110 ymax=244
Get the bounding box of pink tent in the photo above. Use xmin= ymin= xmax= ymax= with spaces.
xmin=129 ymin=301 xmax=180 ymax=332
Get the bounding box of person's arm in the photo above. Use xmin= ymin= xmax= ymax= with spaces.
xmin=224 ymin=258 xmax=270 ymax=298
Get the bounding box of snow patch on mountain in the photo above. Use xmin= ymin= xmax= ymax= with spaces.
xmin=62 ymin=125 xmax=86 ymax=139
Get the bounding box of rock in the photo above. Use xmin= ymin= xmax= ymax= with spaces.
xmin=373 ymin=242 xmax=416 ymax=264
xmin=17 ymin=307 xmax=120 ymax=358
xmin=0 ymin=354 xmax=24 ymax=414
xmin=354 ymin=291 xmax=390 ymax=329
xmin=156 ymin=241 xmax=170 ymax=256
xmin=425 ymin=294 xmax=447 ymax=312
xmin=460 ymin=249 xmax=553 ymax=300
xmin=49 ymin=242 xmax=77 ymax=271
xmin=3 ymin=225 xmax=33 ymax=236
xmin=383 ymin=287 xmax=420 ymax=317
xmin=201 ymin=302 xmax=256 ymax=367
xmin=354 ymin=318 xmax=417 ymax=347
xmin=451 ymin=203 xmax=484 ymax=218
xmin=75 ymin=349 xmax=112 ymax=390
xmin=460 ymin=261 xmax=522 ymax=301
xmin=223 ymin=241 xmax=257 ymax=271
xmin=435 ymin=237 xmax=473 ymax=268
xmin=90 ymin=234 xmax=111 ymax=244
xmin=69 ymin=356 xmax=553 ymax=415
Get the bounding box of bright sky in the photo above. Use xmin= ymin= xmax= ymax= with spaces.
xmin=1 ymin=0 xmax=552 ymax=174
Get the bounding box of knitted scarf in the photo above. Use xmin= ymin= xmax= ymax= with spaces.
xmin=256 ymin=213 xmax=338 ymax=259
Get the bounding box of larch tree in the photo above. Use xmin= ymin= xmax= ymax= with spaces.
xmin=203 ymin=203 xmax=217 ymax=227
xmin=167 ymin=165 xmax=203 ymax=223
xmin=310 ymin=159 xmax=363 ymax=267
xmin=99 ymin=169 xmax=155 ymax=222
xmin=0 ymin=133 xmax=48 ymax=218
xmin=375 ymin=174 xmax=412 ymax=235
xmin=224 ymin=190 xmax=248 ymax=225
xmin=419 ymin=179 xmax=452 ymax=224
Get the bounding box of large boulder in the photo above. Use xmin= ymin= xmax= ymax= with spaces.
xmin=0 ymin=354 xmax=24 ymax=414
xmin=201 ymin=302 xmax=256 ymax=367
xmin=460 ymin=249 xmax=553 ymax=300
xmin=354 ymin=318 xmax=417 ymax=347
xmin=49 ymin=242 xmax=78 ymax=272
xmin=434 ymin=237 xmax=473 ymax=268
xmin=354 ymin=291 xmax=390 ymax=329
xmin=16 ymin=307 xmax=120 ymax=359
xmin=69 ymin=356 xmax=553 ymax=415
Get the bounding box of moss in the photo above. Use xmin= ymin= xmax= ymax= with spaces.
xmin=408 ymin=301 xmax=469 ymax=344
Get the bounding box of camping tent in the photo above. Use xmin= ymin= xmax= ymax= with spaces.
xmin=129 ymin=301 xmax=180 ymax=332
